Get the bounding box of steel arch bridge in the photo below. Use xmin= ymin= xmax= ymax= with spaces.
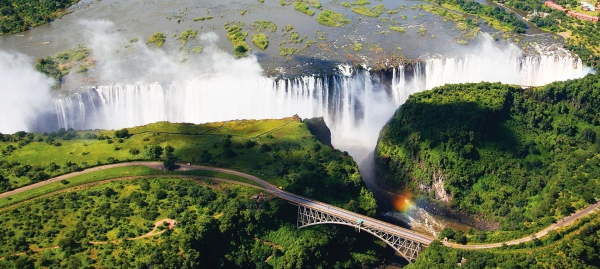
xmin=296 ymin=205 xmax=427 ymax=262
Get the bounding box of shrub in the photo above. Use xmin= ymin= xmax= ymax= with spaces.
xmin=316 ymin=10 xmax=351 ymax=27
xmin=252 ymin=33 xmax=268 ymax=50
xmin=180 ymin=28 xmax=197 ymax=44
xmin=114 ymin=128 xmax=129 ymax=138
xmin=294 ymin=2 xmax=315 ymax=16
xmin=148 ymin=32 xmax=167 ymax=48
xmin=390 ymin=26 xmax=406 ymax=33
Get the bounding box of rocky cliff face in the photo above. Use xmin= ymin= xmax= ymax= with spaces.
xmin=303 ymin=117 xmax=333 ymax=148
xmin=419 ymin=170 xmax=452 ymax=204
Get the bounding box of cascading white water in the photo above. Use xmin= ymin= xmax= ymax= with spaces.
xmin=53 ymin=52 xmax=591 ymax=164
xmin=424 ymin=54 xmax=586 ymax=89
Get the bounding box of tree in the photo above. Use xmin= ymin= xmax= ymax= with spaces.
xmin=580 ymin=128 xmax=596 ymax=143
xmin=0 ymin=175 xmax=10 ymax=192
xmin=146 ymin=145 xmax=163 ymax=160
xmin=358 ymin=188 xmax=377 ymax=216
xmin=58 ymin=237 xmax=80 ymax=255
xmin=438 ymin=227 xmax=455 ymax=240
xmin=162 ymin=145 xmax=177 ymax=171
xmin=163 ymin=152 xmax=177 ymax=171
xmin=114 ymin=128 xmax=129 ymax=138
xmin=454 ymin=230 xmax=467 ymax=244
xmin=200 ymin=150 xmax=212 ymax=163
xmin=149 ymin=32 xmax=167 ymax=48
xmin=140 ymin=180 xmax=150 ymax=191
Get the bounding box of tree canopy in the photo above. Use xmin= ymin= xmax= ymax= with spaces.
xmin=377 ymin=74 xmax=600 ymax=240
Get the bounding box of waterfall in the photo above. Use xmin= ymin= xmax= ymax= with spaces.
xmin=51 ymin=53 xmax=591 ymax=162
xmin=423 ymin=53 xmax=587 ymax=89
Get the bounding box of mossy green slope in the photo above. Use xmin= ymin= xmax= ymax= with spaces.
xmin=1 ymin=116 xmax=375 ymax=212
xmin=377 ymin=74 xmax=600 ymax=239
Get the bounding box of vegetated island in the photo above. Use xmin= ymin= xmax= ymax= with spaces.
xmin=0 ymin=116 xmax=386 ymax=268
xmin=377 ymin=73 xmax=600 ymax=267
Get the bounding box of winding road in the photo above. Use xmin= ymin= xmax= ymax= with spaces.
xmin=2 ymin=162 xmax=599 ymax=250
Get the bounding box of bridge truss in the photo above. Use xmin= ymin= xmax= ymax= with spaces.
xmin=296 ymin=205 xmax=425 ymax=262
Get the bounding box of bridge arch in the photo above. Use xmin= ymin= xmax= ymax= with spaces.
xmin=296 ymin=205 xmax=425 ymax=262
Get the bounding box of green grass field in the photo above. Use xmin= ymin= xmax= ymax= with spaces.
xmin=173 ymin=169 xmax=262 ymax=187
xmin=0 ymin=117 xmax=347 ymax=202
xmin=0 ymin=166 xmax=160 ymax=208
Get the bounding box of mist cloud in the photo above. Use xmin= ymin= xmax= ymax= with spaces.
xmin=0 ymin=50 xmax=54 ymax=134
xmin=78 ymin=20 xmax=264 ymax=84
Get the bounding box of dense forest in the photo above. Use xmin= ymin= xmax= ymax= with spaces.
xmin=0 ymin=178 xmax=386 ymax=268
xmin=409 ymin=212 xmax=600 ymax=268
xmin=377 ymin=73 xmax=600 ymax=241
xmin=0 ymin=0 xmax=78 ymax=35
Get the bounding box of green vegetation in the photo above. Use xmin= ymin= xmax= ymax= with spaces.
xmin=346 ymin=0 xmax=371 ymax=6
xmin=307 ymin=0 xmax=322 ymax=9
xmin=502 ymin=0 xmax=600 ymax=67
xmin=351 ymin=4 xmax=386 ymax=17
xmin=0 ymin=178 xmax=384 ymax=268
xmin=193 ymin=16 xmax=213 ymax=21
xmin=409 ymin=213 xmax=600 ymax=268
xmin=279 ymin=47 xmax=297 ymax=57
xmin=0 ymin=0 xmax=78 ymax=35
xmin=377 ymin=74 xmax=600 ymax=241
xmin=191 ymin=45 xmax=203 ymax=54
xmin=148 ymin=32 xmax=166 ymax=48
xmin=0 ymin=166 xmax=160 ymax=208
xmin=294 ymin=2 xmax=315 ymax=16
xmin=1 ymin=117 xmax=374 ymax=209
xmin=0 ymin=116 xmax=384 ymax=268
xmin=390 ymin=26 xmax=406 ymax=33
xmin=285 ymin=31 xmax=304 ymax=44
xmin=173 ymin=169 xmax=260 ymax=186
xmin=353 ymin=43 xmax=363 ymax=51
xmin=251 ymin=20 xmax=277 ymax=33
xmin=34 ymin=45 xmax=93 ymax=86
xmin=421 ymin=4 xmax=481 ymax=40
xmin=252 ymin=33 xmax=269 ymax=50
xmin=317 ymin=10 xmax=351 ymax=27
xmin=424 ymin=0 xmax=527 ymax=34
xmin=224 ymin=22 xmax=251 ymax=58
xmin=417 ymin=27 xmax=427 ymax=35
xmin=179 ymin=28 xmax=197 ymax=44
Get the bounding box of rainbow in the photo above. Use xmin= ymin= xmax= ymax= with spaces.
xmin=392 ymin=192 xmax=414 ymax=213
